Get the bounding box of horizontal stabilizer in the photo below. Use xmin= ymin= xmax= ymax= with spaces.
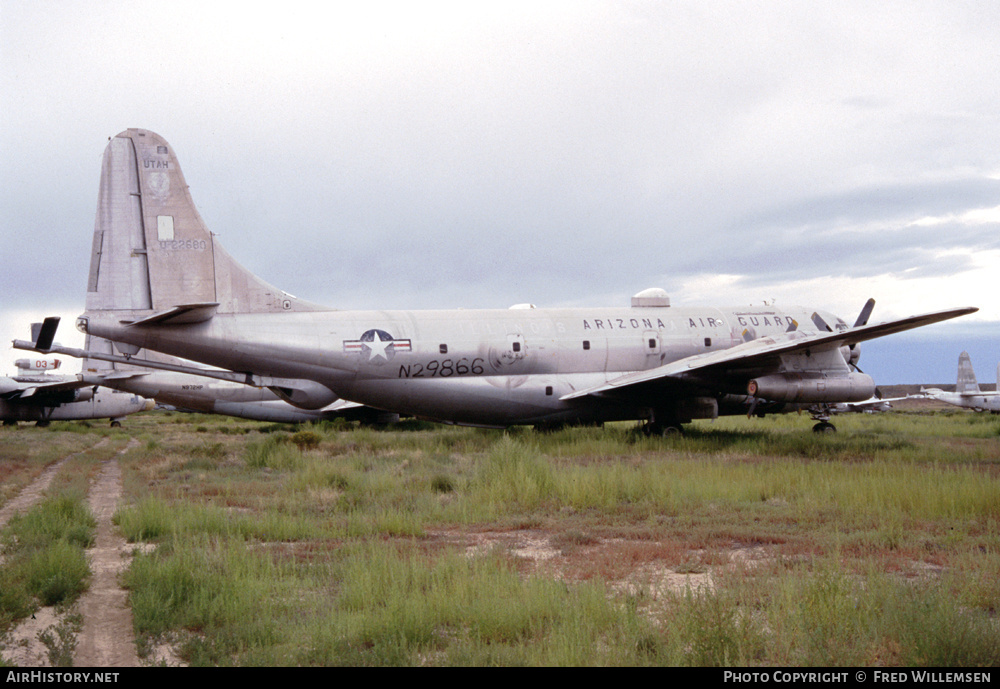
xmin=26 ymin=316 xmax=62 ymax=351
xmin=126 ymin=303 xmax=219 ymax=327
xmin=35 ymin=317 xmax=61 ymax=350
xmin=96 ymin=371 xmax=153 ymax=381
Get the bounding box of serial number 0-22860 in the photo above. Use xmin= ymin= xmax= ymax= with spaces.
xmin=398 ymin=358 xmax=486 ymax=378
xmin=159 ymin=239 xmax=208 ymax=251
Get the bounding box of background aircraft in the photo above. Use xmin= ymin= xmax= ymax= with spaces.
xmin=1 ymin=333 xmax=150 ymax=427
xmin=72 ymin=129 xmax=976 ymax=433
xmin=809 ymin=391 xmax=916 ymax=423
xmin=921 ymin=352 xmax=1000 ymax=413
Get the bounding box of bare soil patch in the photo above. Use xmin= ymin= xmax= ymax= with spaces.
xmin=426 ymin=528 xmax=778 ymax=600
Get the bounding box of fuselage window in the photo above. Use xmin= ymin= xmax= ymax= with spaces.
xmin=439 ymin=344 xmax=448 ymax=354
xmin=704 ymin=338 xmax=712 ymax=347
xmin=583 ymin=340 xmax=590 ymax=350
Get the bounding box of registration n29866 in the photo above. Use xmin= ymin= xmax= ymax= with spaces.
xmin=398 ymin=358 xmax=485 ymax=378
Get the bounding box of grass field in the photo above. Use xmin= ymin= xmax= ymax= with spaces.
xmin=2 ymin=409 xmax=998 ymax=666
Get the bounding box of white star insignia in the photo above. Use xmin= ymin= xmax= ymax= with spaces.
xmin=365 ymin=331 xmax=392 ymax=361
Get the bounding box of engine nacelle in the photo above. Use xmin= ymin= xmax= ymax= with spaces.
xmin=839 ymin=344 xmax=861 ymax=369
xmin=267 ymin=379 xmax=339 ymax=410
xmin=747 ymin=372 xmax=875 ymax=403
xmin=71 ymin=386 xmax=96 ymax=403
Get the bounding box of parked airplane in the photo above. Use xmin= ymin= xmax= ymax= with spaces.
xmin=2 ymin=329 xmax=151 ymax=426
xmin=817 ymin=392 xmax=910 ymax=416
xmin=67 ymin=129 xmax=977 ymax=433
xmin=15 ymin=323 xmax=397 ymax=425
xmin=921 ymin=352 xmax=1000 ymax=413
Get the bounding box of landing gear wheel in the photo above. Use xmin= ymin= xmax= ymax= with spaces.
xmin=110 ymin=421 xmax=122 ymax=428
xmin=812 ymin=421 xmax=836 ymax=433
xmin=644 ymin=421 xmax=684 ymax=437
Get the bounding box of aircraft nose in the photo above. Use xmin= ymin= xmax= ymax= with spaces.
xmin=143 ymin=399 xmax=156 ymax=411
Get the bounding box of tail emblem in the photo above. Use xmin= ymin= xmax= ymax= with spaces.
xmin=343 ymin=329 xmax=412 ymax=364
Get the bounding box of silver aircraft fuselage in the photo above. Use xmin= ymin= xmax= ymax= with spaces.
xmin=81 ymin=303 xmax=842 ymax=426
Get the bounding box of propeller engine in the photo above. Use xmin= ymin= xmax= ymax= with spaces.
xmin=844 ymin=298 xmax=874 ymax=372
xmin=746 ymin=299 xmax=877 ymax=416
xmin=814 ymin=299 xmax=874 ymax=372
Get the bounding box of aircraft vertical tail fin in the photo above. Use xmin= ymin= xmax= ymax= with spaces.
xmin=85 ymin=129 xmax=329 ymax=317
xmin=955 ymin=351 xmax=980 ymax=394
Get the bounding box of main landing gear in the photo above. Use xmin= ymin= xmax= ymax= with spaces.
xmin=644 ymin=421 xmax=684 ymax=436
xmin=809 ymin=406 xmax=837 ymax=433
xmin=642 ymin=411 xmax=685 ymax=437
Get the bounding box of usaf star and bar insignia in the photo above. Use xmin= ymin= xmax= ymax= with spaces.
xmin=343 ymin=329 xmax=412 ymax=364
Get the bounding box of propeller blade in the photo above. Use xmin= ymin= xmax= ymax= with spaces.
xmin=854 ymin=298 xmax=876 ymax=328
xmin=811 ymin=312 xmax=832 ymax=332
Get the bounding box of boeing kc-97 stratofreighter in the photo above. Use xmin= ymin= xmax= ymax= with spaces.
xmin=65 ymin=129 xmax=977 ymax=434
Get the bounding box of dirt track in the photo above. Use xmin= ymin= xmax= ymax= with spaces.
xmin=2 ymin=439 xmax=141 ymax=667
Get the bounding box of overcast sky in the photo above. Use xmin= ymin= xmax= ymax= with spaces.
xmin=2 ymin=0 xmax=998 ymax=383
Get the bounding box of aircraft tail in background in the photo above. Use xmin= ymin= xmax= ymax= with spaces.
xmin=955 ymin=351 xmax=981 ymax=394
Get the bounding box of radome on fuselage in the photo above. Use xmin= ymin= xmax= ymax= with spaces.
xmin=72 ymin=129 xmax=976 ymax=433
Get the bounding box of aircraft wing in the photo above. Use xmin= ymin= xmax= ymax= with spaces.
xmin=562 ymin=306 xmax=978 ymax=401
xmin=852 ymin=395 xmax=910 ymax=407
xmin=836 ymin=395 xmax=910 ymax=412
xmin=0 ymin=377 xmax=96 ymax=403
